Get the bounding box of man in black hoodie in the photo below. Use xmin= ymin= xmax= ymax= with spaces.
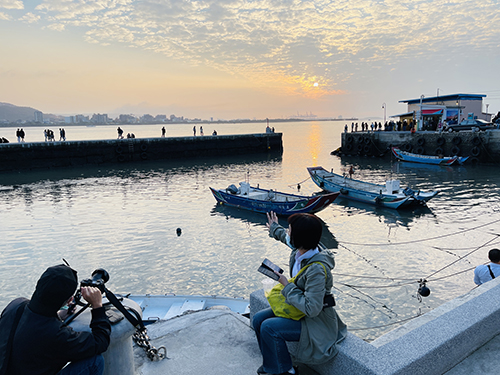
xmin=0 ymin=264 xmax=111 ymax=375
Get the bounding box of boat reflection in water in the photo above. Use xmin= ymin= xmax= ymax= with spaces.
xmin=210 ymin=203 xmax=339 ymax=250
xmin=333 ymin=196 xmax=434 ymax=230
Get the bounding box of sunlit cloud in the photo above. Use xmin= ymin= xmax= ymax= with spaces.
xmin=19 ymin=12 xmax=40 ymax=23
xmin=5 ymin=0 xmax=500 ymax=98
xmin=0 ymin=11 xmax=12 ymax=20
xmin=0 ymin=0 xmax=23 ymax=10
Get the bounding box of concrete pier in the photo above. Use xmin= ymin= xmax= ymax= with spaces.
xmin=0 ymin=133 xmax=283 ymax=172
xmin=341 ymin=130 xmax=500 ymax=163
xmin=250 ymin=276 xmax=500 ymax=375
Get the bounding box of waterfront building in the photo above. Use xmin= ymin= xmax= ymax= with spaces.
xmin=34 ymin=110 xmax=43 ymax=123
xmin=396 ymin=93 xmax=492 ymax=130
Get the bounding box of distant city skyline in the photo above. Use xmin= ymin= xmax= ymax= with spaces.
xmin=1 ymin=1 xmax=499 ymax=120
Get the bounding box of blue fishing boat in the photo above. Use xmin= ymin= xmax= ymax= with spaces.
xmin=391 ymin=147 xmax=469 ymax=165
xmin=210 ymin=182 xmax=339 ymax=215
xmin=307 ymin=166 xmax=438 ymax=209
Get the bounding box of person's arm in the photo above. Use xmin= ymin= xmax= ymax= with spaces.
xmin=266 ymin=211 xmax=291 ymax=248
xmin=282 ymin=264 xmax=326 ymax=318
xmin=474 ymin=266 xmax=483 ymax=286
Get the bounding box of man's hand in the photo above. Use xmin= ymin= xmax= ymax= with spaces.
xmin=81 ymin=286 xmax=103 ymax=309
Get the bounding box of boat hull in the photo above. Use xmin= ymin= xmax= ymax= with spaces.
xmin=392 ymin=147 xmax=457 ymax=165
xmin=307 ymin=166 xmax=437 ymax=209
xmin=210 ymin=186 xmax=339 ymax=215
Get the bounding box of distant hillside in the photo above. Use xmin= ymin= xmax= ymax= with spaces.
xmin=0 ymin=102 xmax=40 ymax=122
xmin=0 ymin=102 xmax=62 ymax=123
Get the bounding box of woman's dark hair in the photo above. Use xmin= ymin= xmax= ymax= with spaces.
xmin=287 ymin=213 xmax=322 ymax=250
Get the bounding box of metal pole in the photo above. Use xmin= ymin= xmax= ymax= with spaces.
xmin=382 ymin=103 xmax=386 ymax=124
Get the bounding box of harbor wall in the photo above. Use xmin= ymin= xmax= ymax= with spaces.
xmin=341 ymin=130 xmax=500 ymax=163
xmin=0 ymin=133 xmax=283 ymax=172
xmin=250 ymin=277 xmax=500 ymax=375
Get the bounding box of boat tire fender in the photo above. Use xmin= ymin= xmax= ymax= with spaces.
xmin=471 ymin=146 xmax=481 ymax=157
xmin=345 ymin=144 xmax=353 ymax=152
xmin=469 ymin=157 xmax=480 ymax=165
xmin=472 ymin=136 xmax=481 ymax=146
xmin=437 ymin=137 xmax=445 ymax=146
xmin=434 ymin=147 xmax=444 ymax=156
xmin=364 ymin=137 xmax=371 ymax=145
xmin=141 ymin=152 xmax=148 ymax=160
xmin=363 ymin=145 xmax=371 ymax=154
xmin=118 ymin=154 xmax=126 ymax=162
xmin=140 ymin=143 xmax=148 ymax=152
xmin=346 ymin=136 xmax=354 ymax=144
xmin=356 ymin=143 xmax=363 ymax=152
xmin=116 ymin=146 xmax=123 ymax=154
xmin=340 ymin=188 xmax=349 ymax=195
xmin=451 ymin=146 xmax=460 ymax=156
xmin=415 ymin=146 xmax=424 ymax=155
xmin=417 ymin=138 xmax=425 ymax=146
xmin=452 ymin=137 xmax=462 ymax=145
xmin=403 ymin=143 xmax=412 ymax=152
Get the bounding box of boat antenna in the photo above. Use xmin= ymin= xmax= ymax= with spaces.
xmin=246 ymin=170 xmax=250 ymax=184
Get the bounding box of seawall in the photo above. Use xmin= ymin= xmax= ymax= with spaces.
xmin=341 ymin=130 xmax=500 ymax=163
xmin=0 ymin=133 xmax=283 ymax=172
xmin=250 ymin=277 xmax=500 ymax=375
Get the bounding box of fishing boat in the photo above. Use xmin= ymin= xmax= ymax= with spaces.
xmin=125 ymin=294 xmax=250 ymax=324
xmin=307 ymin=166 xmax=438 ymax=209
xmin=209 ymin=182 xmax=339 ymax=215
xmin=391 ymin=147 xmax=469 ymax=165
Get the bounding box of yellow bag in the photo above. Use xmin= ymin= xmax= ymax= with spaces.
xmin=266 ymin=262 xmax=327 ymax=320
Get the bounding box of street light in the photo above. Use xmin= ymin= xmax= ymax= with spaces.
xmin=382 ymin=103 xmax=386 ymax=124
xmin=419 ymin=95 xmax=424 ymax=131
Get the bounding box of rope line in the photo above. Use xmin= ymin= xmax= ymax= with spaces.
xmin=425 ymin=235 xmax=499 ymax=279
xmin=338 ymin=218 xmax=500 ymax=246
xmin=287 ymin=176 xmax=310 ymax=188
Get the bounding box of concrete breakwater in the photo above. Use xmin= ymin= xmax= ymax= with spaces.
xmin=0 ymin=133 xmax=282 ymax=172
xmin=341 ymin=130 xmax=500 ymax=163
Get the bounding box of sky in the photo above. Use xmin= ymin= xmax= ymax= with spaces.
xmin=1 ymin=0 xmax=500 ymax=120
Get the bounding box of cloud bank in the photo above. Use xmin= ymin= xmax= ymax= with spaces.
xmin=4 ymin=0 xmax=500 ymax=98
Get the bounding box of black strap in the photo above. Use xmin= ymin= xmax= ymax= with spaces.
xmin=104 ymin=288 xmax=145 ymax=331
xmin=487 ymin=265 xmax=496 ymax=280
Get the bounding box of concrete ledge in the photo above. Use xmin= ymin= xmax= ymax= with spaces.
xmin=250 ymin=276 xmax=500 ymax=375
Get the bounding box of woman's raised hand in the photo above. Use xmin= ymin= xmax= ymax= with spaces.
xmin=266 ymin=211 xmax=279 ymax=229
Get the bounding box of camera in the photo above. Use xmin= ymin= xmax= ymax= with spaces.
xmin=80 ymin=268 xmax=110 ymax=292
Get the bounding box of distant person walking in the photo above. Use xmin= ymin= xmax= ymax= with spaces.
xmin=200 ymin=126 xmax=204 ymax=136
xmin=117 ymin=127 xmax=124 ymax=139
xmin=212 ymin=130 xmax=217 ymax=136
xmin=20 ymin=128 xmax=25 ymax=142
xmin=474 ymin=249 xmax=500 ymax=285
xmin=59 ymin=128 xmax=66 ymax=141
xmin=16 ymin=129 xmax=21 ymax=143
xmin=344 ymin=124 xmax=348 ymax=133
xmin=161 ymin=126 xmax=166 ymax=137
xmin=193 ymin=126 xmax=196 ymax=136
xmin=44 ymin=129 xmax=48 ymax=142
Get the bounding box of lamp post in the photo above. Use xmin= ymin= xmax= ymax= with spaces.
xmin=419 ymin=95 xmax=424 ymax=131
xmin=382 ymin=103 xmax=386 ymax=124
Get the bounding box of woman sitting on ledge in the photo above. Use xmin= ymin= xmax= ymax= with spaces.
xmin=252 ymin=212 xmax=347 ymax=375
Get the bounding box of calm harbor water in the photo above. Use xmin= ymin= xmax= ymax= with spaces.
xmin=1 ymin=122 xmax=499 ymax=341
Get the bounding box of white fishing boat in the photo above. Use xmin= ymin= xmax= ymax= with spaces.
xmin=124 ymin=294 xmax=250 ymax=323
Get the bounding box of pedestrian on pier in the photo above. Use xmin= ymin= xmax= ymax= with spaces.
xmin=16 ymin=129 xmax=21 ymax=143
xmin=161 ymin=127 xmax=166 ymax=137
xmin=193 ymin=126 xmax=196 ymax=136
xmin=474 ymin=249 xmax=500 ymax=285
xmin=200 ymin=126 xmax=204 ymax=136
xmin=59 ymin=128 xmax=66 ymax=141
xmin=117 ymin=127 xmax=124 ymax=139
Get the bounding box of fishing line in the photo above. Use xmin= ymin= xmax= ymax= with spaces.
xmin=425 ymin=235 xmax=499 ymax=279
xmin=337 ymin=243 xmax=393 ymax=280
xmin=332 ymin=286 xmax=397 ymax=318
xmin=332 ymin=273 xmax=415 ymax=281
xmin=338 ymin=217 xmax=500 ymax=246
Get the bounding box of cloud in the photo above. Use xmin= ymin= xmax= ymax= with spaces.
xmin=0 ymin=0 xmax=23 ymax=10
xmin=19 ymin=12 xmax=40 ymax=23
xmin=0 ymin=11 xmax=12 ymax=19
xmin=13 ymin=0 xmax=500 ymax=97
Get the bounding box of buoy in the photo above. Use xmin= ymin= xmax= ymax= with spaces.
xmin=176 ymin=228 xmax=182 ymax=236
xmin=418 ymin=279 xmax=431 ymax=297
